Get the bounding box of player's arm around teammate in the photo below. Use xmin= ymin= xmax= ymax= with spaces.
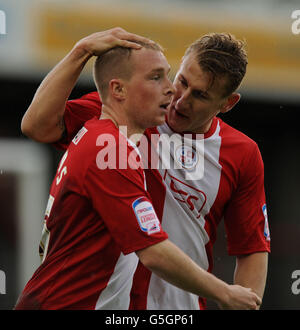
xmin=21 ymin=28 xmax=151 ymax=143
xmin=234 ymin=252 xmax=268 ymax=307
xmin=20 ymin=29 xmax=263 ymax=310
xmin=137 ymin=239 xmax=262 ymax=310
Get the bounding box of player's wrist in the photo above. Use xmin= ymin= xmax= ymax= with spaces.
xmin=72 ymin=40 xmax=94 ymax=61
xmin=211 ymin=280 xmax=232 ymax=308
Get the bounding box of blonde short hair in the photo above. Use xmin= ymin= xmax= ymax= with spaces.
xmin=93 ymin=40 xmax=163 ymax=101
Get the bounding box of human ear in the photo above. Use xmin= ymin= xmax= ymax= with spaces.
xmin=220 ymin=93 xmax=241 ymax=113
xmin=109 ymin=79 xmax=126 ymax=101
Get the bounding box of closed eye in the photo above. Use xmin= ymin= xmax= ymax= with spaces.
xmin=192 ymin=90 xmax=207 ymax=99
xmin=179 ymin=77 xmax=188 ymax=88
xmin=178 ymin=74 xmax=210 ymax=100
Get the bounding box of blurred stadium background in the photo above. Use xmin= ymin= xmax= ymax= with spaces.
xmin=0 ymin=0 xmax=299 ymax=310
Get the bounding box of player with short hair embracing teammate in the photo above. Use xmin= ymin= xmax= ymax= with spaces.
xmin=20 ymin=28 xmax=269 ymax=309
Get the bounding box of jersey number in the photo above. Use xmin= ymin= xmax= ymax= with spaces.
xmin=39 ymin=194 xmax=54 ymax=262
xmin=56 ymin=150 xmax=68 ymax=185
xmin=40 ymin=151 xmax=68 ymax=262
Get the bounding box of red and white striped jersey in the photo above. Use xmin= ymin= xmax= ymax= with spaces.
xmin=15 ymin=118 xmax=168 ymax=310
xmin=50 ymin=92 xmax=271 ymax=310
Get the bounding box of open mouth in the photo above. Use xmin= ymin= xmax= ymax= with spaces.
xmin=160 ymin=102 xmax=170 ymax=111
xmin=173 ymin=107 xmax=188 ymax=118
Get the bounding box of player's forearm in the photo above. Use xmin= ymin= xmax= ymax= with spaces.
xmin=136 ymin=239 xmax=231 ymax=305
xmin=234 ymin=252 xmax=268 ymax=302
xmin=21 ymin=46 xmax=92 ymax=143
xmin=21 ymin=28 xmax=151 ymax=143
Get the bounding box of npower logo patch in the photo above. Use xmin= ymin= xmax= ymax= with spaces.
xmin=133 ymin=197 xmax=161 ymax=235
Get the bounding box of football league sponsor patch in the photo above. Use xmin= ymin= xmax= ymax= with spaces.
xmin=132 ymin=197 xmax=161 ymax=235
xmin=72 ymin=126 xmax=88 ymax=145
xmin=262 ymin=204 xmax=270 ymax=241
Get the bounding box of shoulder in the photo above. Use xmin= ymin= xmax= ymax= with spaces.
xmin=217 ymin=117 xmax=259 ymax=153
xmin=69 ymin=118 xmax=116 ymax=152
xmin=216 ymin=118 xmax=264 ymax=182
xmin=85 ymin=118 xmax=118 ymax=142
xmin=78 ymin=91 xmax=102 ymax=104
xmin=83 ymin=120 xmax=138 ymax=163
xmin=67 ymin=91 xmax=102 ymax=116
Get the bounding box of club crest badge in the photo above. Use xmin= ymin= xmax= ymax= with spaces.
xmin=175 ymin=145 xmax=198 ymax=169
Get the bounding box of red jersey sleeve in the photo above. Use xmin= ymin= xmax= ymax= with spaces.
xmin=54 ymin=92 xmax=102 ymax=150
xmin=84 ymin=143 xmax=168 ymax=255
xmin=224 ymin=143 xmax=271 ymax=256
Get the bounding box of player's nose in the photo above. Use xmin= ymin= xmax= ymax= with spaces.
xmin=164 ymin=78 xmax=175 ymax=96
xmin=175 ymin=90 xmax=190 ymax=109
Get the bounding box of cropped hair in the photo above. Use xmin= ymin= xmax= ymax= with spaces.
xmin=93 ymin=40 xmax=163 ymax=101
xmin=184 ymin=33 xmax=248 ymax=96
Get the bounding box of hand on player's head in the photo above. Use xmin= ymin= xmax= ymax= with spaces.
xmin=75 ymin=27 xmax=154 ymax=56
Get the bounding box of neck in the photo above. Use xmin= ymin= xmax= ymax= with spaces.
xmin=197 ymin=117 xmax=214 ymax=134
xmin=193 ymin=112 xmax=219 ymax=134
xmin=101 ymin=105 xmax=144 ymax=146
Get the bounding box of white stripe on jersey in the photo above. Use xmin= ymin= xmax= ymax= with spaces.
xmin=147 ymin=121 xmax=222 ymax=310
xmin=121 ymin=129 xmax=147 ymax=191
xmin=95 ymin=252 xmax=139 ymax=310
